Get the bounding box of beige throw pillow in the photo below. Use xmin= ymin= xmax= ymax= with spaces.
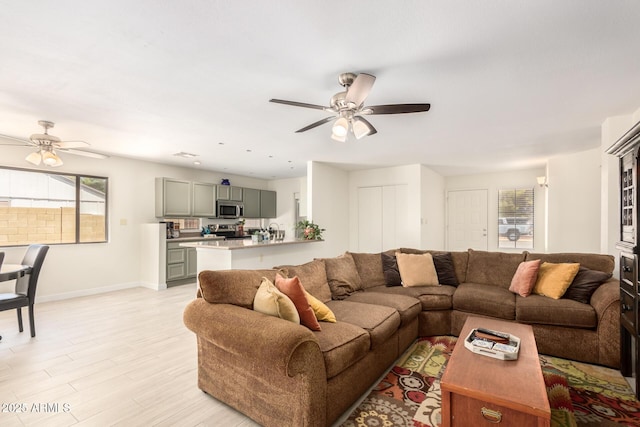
xmin=253 ymin=277 xmax=300 ymax=324
xmin=395 ymin=252 xmax=439 ymax=287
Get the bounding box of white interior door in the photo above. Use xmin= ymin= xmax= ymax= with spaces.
xmin=447 ymin=189 xmax=488 ymax=251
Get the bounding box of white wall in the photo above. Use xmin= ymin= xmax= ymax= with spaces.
xmin=0 ymin=144 xmax=270 ymax=300
xmin=445 ymin=168 xmax=546 ymax=252
xmin=420 ymin=165 xmax=446 ymax=250
xmin=546 ymin=148 xmax=602 ymax=253
xmin=308 ymin=161 xmax=349 ymax=258
xmin=267 ymin=177 xmax=302 ymax=239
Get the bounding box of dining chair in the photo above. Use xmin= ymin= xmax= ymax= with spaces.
xmin=0 ymin=244 xmax=49 ymax=337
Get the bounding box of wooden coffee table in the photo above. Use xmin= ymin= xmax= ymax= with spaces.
xmin=441 ymin=316 xmax=551 ymax=427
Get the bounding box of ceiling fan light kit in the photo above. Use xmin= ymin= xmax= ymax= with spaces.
xmin=270 ymin=72 xmax=430 ymax=141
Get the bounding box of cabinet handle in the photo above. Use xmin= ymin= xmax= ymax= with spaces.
xmin=623 ymin=266 xmax=632 ymax=272
xmin=623 ymin=303 xmax=633 ymax=312
xmin=481 ymin=407 xmax=502 ymax=423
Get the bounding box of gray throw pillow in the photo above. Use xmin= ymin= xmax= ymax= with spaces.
xmin=432 ymin=252 xmax=459 ymax=287
xmin=381 ymin=252 xmax=402 ymax=287
xmin=562 ymin=266 xmax=611 ymax=304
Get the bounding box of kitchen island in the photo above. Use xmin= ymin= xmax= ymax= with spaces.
xmin=179 ymin=238 xmax=324 ymax=272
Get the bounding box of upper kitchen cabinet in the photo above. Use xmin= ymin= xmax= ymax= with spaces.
xmin=217 ymin=185 xmax=243 ymax=201
xmin=192 ymin=182 xmax=216 ymax=217
xmin=155 ymin=178 xmax=216 ymax=217
xmin=260 ymin=190 xmax=277 ymax=218
xmin=243 ymin=188 xmax=261 ymax=218
xmin=156 ymin=178 xmax=191 ymax=217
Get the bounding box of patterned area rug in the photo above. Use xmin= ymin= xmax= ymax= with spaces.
xmin=341 ymin=336 xmax=640 ymax=427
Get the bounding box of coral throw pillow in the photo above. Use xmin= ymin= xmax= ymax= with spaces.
xmin=304 ymin=291 xmax=336 ymax=322
xmin=253 ymin=277 xmax=300 ymax=324
xmin=509 ymin=259 xmax=542 ymax=297
xmin=533 ymin=262 xmax=580 ymax=299
xmin=275 ymin=273 xmax=321 ymax=331
xmin=395 ymin=252 xmax=439 ymax=287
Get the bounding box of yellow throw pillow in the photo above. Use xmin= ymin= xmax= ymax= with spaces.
xmin=533 ymin=262 xmax=580 ymax=299
xmin=253 ymin=277 xmax=300 ymax=324
xmin=304 ymin=291 xmax=336 ymax=322
xmin=395 ymin=252 xmax=439 ymax=287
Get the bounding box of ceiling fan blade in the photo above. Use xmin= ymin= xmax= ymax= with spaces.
xmin=0 ymin=134 xmax=33 ymax=145
xmin=295 ymin=116 xmax=335 ymax=133
xmin=345 ymin=73 xmax=376 ymax=107
xmin=58 ymin=148 xmax=109 ymax=159
xmin=357 ymin=117 xmax=377 ymax=137
xmin=365 ymin=103 xmax=431 ymax=115
xmin=269 ymin=99 xmax=329 ymax=111
xmin=56 ymin=140 xmax=90 ymax=148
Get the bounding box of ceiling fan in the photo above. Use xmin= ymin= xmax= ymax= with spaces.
xmin=270 ymin=72 xmax=430 ymax=142
xmin=0 ymin=120 xmax=108 ymax=167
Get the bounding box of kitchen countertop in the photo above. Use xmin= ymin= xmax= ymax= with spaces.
xmin=166 ymin=235 xmax=225 ymax=243
xmin=179 ymin=238 xmax=322 ymax=250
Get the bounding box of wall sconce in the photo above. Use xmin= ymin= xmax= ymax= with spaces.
xmin=537 ymin=176 xmax=548 ymax=188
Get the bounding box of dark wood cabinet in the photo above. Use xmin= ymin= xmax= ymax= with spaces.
xmin=607 ymin=120 xmax=640 ymax=398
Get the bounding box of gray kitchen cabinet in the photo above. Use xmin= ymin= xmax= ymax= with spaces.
xmin=156 ymin=178 xmax=191 ymax=217
xmin=217 ymin=185 xmax=243 ymax=201
xmin=167 ymin=242 xmax=187 ymax=281
xmin=192 ymin=182 xmax=216 ymax=217
xmin=186 ymin=247 xmax=198 ymax=277
xmin=167 ymin=242 xmax=197 ymax=283
xmin=260 ymin=190 xmax=277 ymax=218
xmin=243 ymin=188 xmax=261 ymax=218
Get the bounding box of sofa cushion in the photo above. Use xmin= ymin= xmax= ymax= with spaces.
xmin=509 ymin=259 xmax=542 ymax=297
xmin=381 ymin=252 xmax=402 ymax=286
xmin=275 ymin=274 xmax=321 ymax=331
xmin=563 ymin=267 xmax=612 ymax=304
xmin=453 ymin=283 xmax=516 ymax=320
xmin=364 ymin=284 xmax=455 ymax=311
xmin=349 ymin=251 xmax=387 ymax=289
xmin=516 ymin=294 xmax=597 ymax=328
xmin=253 ymin=277 xmax=300 ymax=324
xmin=326 ymin=300 xmax=401 ymax=348
xmin=276 ymin=259 xmax=332 ymax=303
xmin=533 ymin=262 xmax=580 ymax=299
xmin=198 ymin=269 xmax=277 ymax=308
xmin=322 ymin=253 xmax=363 ymax=300
xmin=466 ymin=249 xmax=525 ymax=288
xmin=315 ymin=321 xmax=371 ymax=379
xmin=304 ymin=291 xmax=336 ymax=322
xmin=396 ymin=252 xmax=439 ymax=287
xmin=525 ymin=252 xmax=615 ymax=275
xmin=344 ymin=291 xmax=421 ymax=326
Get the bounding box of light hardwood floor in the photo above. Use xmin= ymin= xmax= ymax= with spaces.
xmin=0 ymin=284 xmax=262 ymax=427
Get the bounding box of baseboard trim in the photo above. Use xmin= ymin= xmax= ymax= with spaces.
xmin=37 ymin=281 xmax=142 ymax=303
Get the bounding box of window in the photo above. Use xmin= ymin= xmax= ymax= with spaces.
xmin=0 ymin=167 xmax=108 ymax=246
xmin=498 ymin=188 xmax=533 ymax=249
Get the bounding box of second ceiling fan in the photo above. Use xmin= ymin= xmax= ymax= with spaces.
xmin=270 ymin=72 xmax=430 ymax=141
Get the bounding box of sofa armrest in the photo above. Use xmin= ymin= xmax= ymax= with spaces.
xmin=183 ymin=298 xmax=322 ymax=377
xmin=590 ymin=278 xmax=619 ymax=320
xmin=590 ymin=278 xmax=620 ymax=368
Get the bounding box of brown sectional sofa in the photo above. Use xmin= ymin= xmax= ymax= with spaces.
xmin=183 ymin=248 xmax=620 ymax=427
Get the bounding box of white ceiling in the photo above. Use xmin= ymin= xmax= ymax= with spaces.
xmin=1 ymin=1 xmax=640 ymax=179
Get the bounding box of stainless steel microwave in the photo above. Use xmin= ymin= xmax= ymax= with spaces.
xmin=216 ymin=201 xmax=244 ymax=218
